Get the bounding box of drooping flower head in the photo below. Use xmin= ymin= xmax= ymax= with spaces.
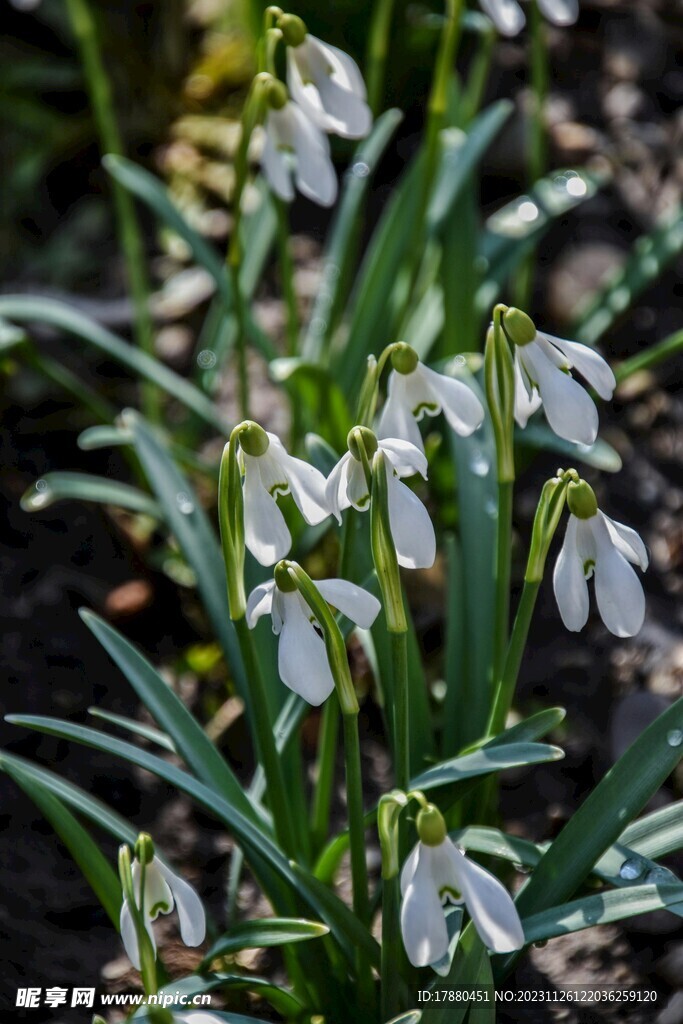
xmin=479 ymin=0 xmax=578 ymax=37
xmin=504 ymin=307 xmax=616 ymax=446
xmin=280 ymin=14 xmax=372 ymax=140
xmin=246 ymin=561 xmax=380 ymax=704
xmin=378 ymin=343 xmax=485 ymax=454
xmin=259 ymin=77 xmax=338 ymax=207
xmin=326 ymin=427 xmax=436 ymax=570
xmin=553 ymin=478 xmax=648 ymax=637
xmin=400 ymin=803 xmax=524 ymax=967
xmin=119 ymin=834 xmax=206 ymax=971
xmin=234 ymin=421 xmax=330 ymax=566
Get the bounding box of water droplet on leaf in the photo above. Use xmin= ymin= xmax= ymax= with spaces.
xmin=619 ymin=858 xmax=642 ymax=880
xmin=176 ymin=492 xmax=195 ymax=515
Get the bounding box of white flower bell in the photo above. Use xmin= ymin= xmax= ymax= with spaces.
xmin=504 ymin=308 xmax=616 ymax=446
xmin=281 ymin=16 xmax=372 ymax=140
xmin=553 ymin=480 xmax=648 ymax=638
xmin=260 ymin=79 xmax=337 ymax=207
xmin=246 ymin=566 xmax=380 ymax=705
xmin=120 ymin=837 xmax=206 ymax=971
xmin=326 ymin=429 xmax=436 ymax=570
xmin=236 ymin=422 xmax=330 ymax=567
xmin=400 ymin=804 xmax=524 ymax=967
xmin=378 ymin=344 xmax=484 ymax=454
xmin=479 ymin=0 xmax=578 ymax=37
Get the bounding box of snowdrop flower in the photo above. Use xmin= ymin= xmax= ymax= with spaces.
xmin=326 ymin=428 xmax=436 ymax=569
xmin=246 ymin=563 xmax=380 ymax=704
xmin=401 ymin=804 xmax=524 ymax=967
xmin=280 ymin=15 xmax=372 ymax=140
xmin=378 ymin=343 xmax=484 ymax=454
xmin=479 ymin=0 xmax=578 ymax=37
xmin=260 ymin=79 xmax=337 ymax=207
xmin=235 ymin=421 xmax=330 ymax=566
xmin=504 ymin=307 xmax=616 ymax=446
xmin=553 ymin=479 xmax=648 ymax=637
xmin=120 ymin=836 xmax=206 ymax=971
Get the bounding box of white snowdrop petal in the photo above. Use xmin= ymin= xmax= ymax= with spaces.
xmin=386 ymin=466 xmax=436 ymax=569
xmin=553 ymin=515 xmax=590 ymax=632
xmin=400 ymin=841 xmax=421 ymax=897
xmin=479 ymin=0 xmax=526 ymax=36
xmin=419 ymin=364 xmax=485 ymax=436
xmin=289 ymin=104 xmax=337 ymax=207
xmin=137 ymin=859 xmax=174 ymax=920
xmin=313 ymin=73 xmax=372 ymax=139
xmin=513 ymin=353 xmax=543 ymax=428
xmin=246 ymin=580 xmax=276 ymax=628
xmin=377 ymin=384 xmax=426 ymax=453
xmin=444 ymin=842 xmax=524 ymax=953
xmin=543 ymin=334 xmax=616 ymax=400
xmin=523 ymin=340 xmax=599 ymax=445
xmin=601 ymin=513 xmax=648 ymax=571
xmin=379 ymin=438 xmax=429 ymax=479
xmin=261 ymin=111 xmax=295 ymax=202
xmin=316 ymin=578 xmax=381 ymax=629
xmin=120 ymin=897 xmax=156 ymax=971
xmin=346 ymin=457 xmax=372 ymax=511
xmin=325 ymin=452 xmax=352 ymax=522
xmin=396 ymin=367 xmax=439 ymax=423
xmin=156 ymin=860 xmax=206 ymax=948
xmin=278 ymin=598 xmax=336 ymax=705
xmin=281 ymin=453 xmax=331 ymax=525
xmin=400 ymin=846 xmax=450 ymax=967
xmin=592 ymin=516 xmax=646 ymax=637
xmin=243 ymin=466 xmax=292 ymax=566
xmin=537 ymin=0 xmax=579 ymax=25
xmin=314 ymin=37 xmax=367 ymax=99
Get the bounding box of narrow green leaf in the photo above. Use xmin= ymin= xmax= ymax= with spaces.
xmin=88 ymin=706 xmax=175 ymax=751
xmin=515 ymin=423 xmax=622 ymax=473
xmin=80 ymin=609 xmax=259 ymax=825
xmin=202 ymin=917 xmax=329 ymax=964
xmin=483 ymin=707 xmax=566 ymax=749
xmin=503 ymin=696 xmax=683 ymax=965
xmin=20 ymin=472 xmax=160 ymax=518
xmin=0 ymin=296 xmax=228 ymax=432
xmin=2 ymin=761 xmax=122 ymax=927
xmin=78 ymin=424 xmax=133 ymax=450
xmin=522 ymin=882 xmax=683 ymax=945
xmin=620 ymin=799 xmax=683 ymax=859
xmin=410 ymin=742 xmax=564 ymax=792
xmin=572 ymin=207 xmax=683 ymax=346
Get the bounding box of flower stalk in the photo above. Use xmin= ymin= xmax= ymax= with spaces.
xmin=378 ymin=790 xmax=409 ymax=1020
xmin=118 ymin=843 xmax=157 ymax=996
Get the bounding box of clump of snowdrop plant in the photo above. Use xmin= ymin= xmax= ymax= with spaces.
xmin=5 ymin=6 xmax=683 ymax=1024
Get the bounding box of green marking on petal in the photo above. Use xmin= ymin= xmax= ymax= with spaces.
xmin=149 ymin=900 xmax=170 ymax=916
xmin=583 ymin=558 xmax=595 ymax=578
xmin=268 ymin=481 xmax=289 ymax=497
xmin=412 ymin=401 xmax=439 ymax=417
xmin=439 ymin=885 xmax=462 ymax=904
xmin=357 ymin=493 xmax=370 ymax=508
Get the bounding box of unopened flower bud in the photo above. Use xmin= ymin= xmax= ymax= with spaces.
xmin=567 ymin=479 xmax=598 ymax=519
xmin=416 ymin=803 xmax=448 ymax=846
xmin=503 ymin=307 xmax=536 ymax=347
xmin=279 ymin=13 xmax=307 ymax=46
xmin=390 ymin=342 xmax=419 ymax=376
xmin=348 ymin=426 xmax=378 ymax=462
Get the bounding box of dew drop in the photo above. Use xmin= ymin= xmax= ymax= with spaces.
xmin=513 ymin=862 xmax=532 ymax=875
xmin=176 ymin=491 xmax=195 ymax=515
xmin=469 ymin=451 xmax=490 ymax=477
xmin=666 ymin=729 xmax=683 ymax=747
xmin=310 ymin=317 xmax=327 ymax=335
xmin=619 ymin=858 xmax=643 ymax=881
xmin=485 ymin=498 xmax=498 ymax=518
xmin=324 ymin=262 xmax=341 ymax=281
xmin=452 ymin=354 xmax=467 ymax=368
xmin=351 ymin=161 xmax=370 ymax=178
xmin=25 ymin=483 xmax=53 ymax=510
xmin=196 ymin=349 xmax=217 ymax=369
xmin=35 ymin=478 xmax=49 ymax=492
xmin=644 ymin=866 xmax=669 ymax=885
xmin=518 ymin=200 xmax=540 ymax=223
xmin=566 ymin=176 xmax=587 ymax=197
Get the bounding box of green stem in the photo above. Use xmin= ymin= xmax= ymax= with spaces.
xmin=311 ymin=694 xmax=340 ymax=854
xmin=65 ymin=0 xmax=158 ymax=423
xmin=230 ymin=260 xmax=250 ymax=421
xmin=391 ymin=629 xmax=410 ymax=791
xmin=487 ymin=579 xmax=541 ymax=734
xmin=380 ymin=875 xmax=401 ymax=1020
xmin=366 ymin=0 xmax=397 ymax=115
xmin=275 ymin=198 xmax=299 ymax=355
xmin=233 ymin=617 xmax=299 ymax=858
xmin=492 ymin=479 xmax=513 ymax=689
xmin=342 ymin=711 xmax=374 ymax=1004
